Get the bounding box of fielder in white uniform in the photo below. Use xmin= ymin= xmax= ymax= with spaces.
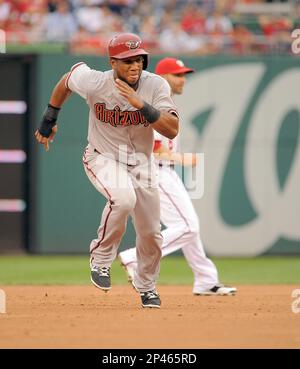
xmin=119 ymin=58 xmax=237 ymax=295
xmin=35 ymin=34 xmax=180 ymax=308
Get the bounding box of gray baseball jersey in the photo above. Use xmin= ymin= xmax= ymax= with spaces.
xmin=66 ymin=62 xmax=178 ymax=164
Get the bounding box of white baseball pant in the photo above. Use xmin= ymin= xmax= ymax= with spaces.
xmin=120 ymin=165 xmax=219 ymax=292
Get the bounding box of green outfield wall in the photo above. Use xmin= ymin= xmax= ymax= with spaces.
xmin=33 ymin=55 xmax=300 ymax=256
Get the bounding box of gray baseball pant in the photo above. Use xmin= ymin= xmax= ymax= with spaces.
xmin=83 ymin=144 xmax=162 ymax=292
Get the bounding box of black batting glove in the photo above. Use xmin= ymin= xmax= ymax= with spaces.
xmin=38 ymin=104 xmax=60 ymax=137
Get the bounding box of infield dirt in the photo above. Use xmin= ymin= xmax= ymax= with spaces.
xmin=0 ymin=285 xmax=299 ymax=348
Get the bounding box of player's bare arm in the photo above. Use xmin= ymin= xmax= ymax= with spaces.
xmin=151 ymin=112 xmax=178 ymax=140
xmin=35 ymin=73 xmax=72 ymax=151
xmin=154 ymin=143 xmax=197 ymax=167
xmin=115 ymin=78 xmax=179 ymax=139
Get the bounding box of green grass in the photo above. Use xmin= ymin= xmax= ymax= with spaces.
xmin=0 ymin=255 xmax=299 ymax=285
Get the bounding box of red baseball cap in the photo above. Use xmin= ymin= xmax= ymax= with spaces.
xmin=155 ymin=57 xmax=194 ymax=75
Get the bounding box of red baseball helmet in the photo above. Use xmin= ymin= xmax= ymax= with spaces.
xmin=108 ymin=33 xmax=149 ymax=69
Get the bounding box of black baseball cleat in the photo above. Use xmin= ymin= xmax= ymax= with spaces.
xmin=140 ymin=290 xmax=161 ymax=308
xmin=91 ymin=266 xmax=111 ymax=292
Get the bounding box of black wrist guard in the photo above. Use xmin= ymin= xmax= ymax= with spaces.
xmin=140 ymin=102 xmax=161 ymax=124
xmin=38 ymin=104 xmax=60 ymax=137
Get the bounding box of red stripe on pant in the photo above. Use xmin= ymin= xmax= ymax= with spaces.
xmin=83 ymin=150 xmax=113 ymax=255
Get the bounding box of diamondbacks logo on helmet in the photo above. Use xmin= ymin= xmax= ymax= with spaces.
xmin=125 ymin=40 xmax=140 ymax=49
xmin=108 ymin=33 xmax=149 ymax=69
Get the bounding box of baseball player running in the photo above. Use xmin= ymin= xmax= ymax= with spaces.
xmin=35 ymin=34 xmax=179 ymax=308
xmin=119 ymin=58 xmax=237 ymax=296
